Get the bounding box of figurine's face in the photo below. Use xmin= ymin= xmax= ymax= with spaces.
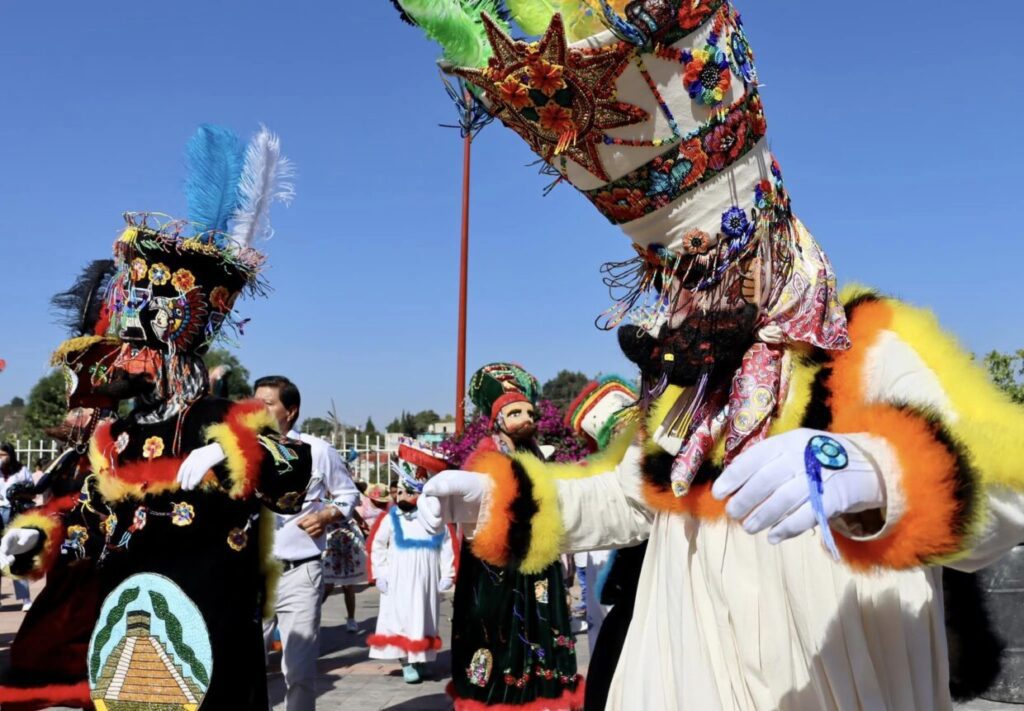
xmin=498 ymin=401 xmax=537 ymax=442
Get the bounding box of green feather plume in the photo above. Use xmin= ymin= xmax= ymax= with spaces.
xmin=394 ymin=0 xmax=512 ymax=67
xmin=504 ymin=0 xmax=558 ymax=35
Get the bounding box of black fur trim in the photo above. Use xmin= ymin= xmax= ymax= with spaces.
xmin=843 ymin=290 xmax=882 ymax=316
xmin=909 ymin=405 xmax=980 ymax=546
xmin=507 ymin=460 xmax=539 ymax=564
xmin=641 ymin=449 xmax=674 ymax=489
xmin=802 ymin=366 xmax=833 ymax=430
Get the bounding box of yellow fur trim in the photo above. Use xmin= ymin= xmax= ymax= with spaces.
xmin=5 ymin=511 xmax=62 ymax=579
xmin=769 ymin=354 xmax=818 ymax=438
xmin=512 ymin=455 xmax=566 ymax=574
xmin=205 ymin=422 xmax=249 ymax=498
xmin=50 ymin=335 xmax=114 ymax=365
xmin=260 ymin=507 xmax=282 ymax=620
xmin=886 ymin=300 xmax=1024 ymax=492
xmin=241 ymin=409 xmax=280 ymax=434
xmin=538 ymin=419 xmax=639 ymax=482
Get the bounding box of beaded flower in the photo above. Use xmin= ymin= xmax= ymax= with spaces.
xmin=683 ymin=45 xmax=731 ymax=106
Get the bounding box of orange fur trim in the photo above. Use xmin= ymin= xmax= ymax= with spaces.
xmin=832 ymin=405 xmax=967 ymax=570
xmin=827 ymin=297 xmax=892 ymax=409
xmin=466 ymin=450 xmax=520 ymax=567
xmin=642 ymin=481 xmax=727 ymax=520
xmin=205 ymin=399 xmax=276 ymax=499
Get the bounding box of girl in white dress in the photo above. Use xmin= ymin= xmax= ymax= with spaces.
xmin=368 ymin=464 xmax=456 ymax=684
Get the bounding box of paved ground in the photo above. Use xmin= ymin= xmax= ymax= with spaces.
xmin=0 ymin=576 xmax=1017 ymax=709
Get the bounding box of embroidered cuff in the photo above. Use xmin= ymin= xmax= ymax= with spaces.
xmin=832 ymin=405 xmax=980 ymax=571
xmin=6 ymin=511 xmax=64 ymax=580
xmin=205 ymin=399 xmax=278 ymax=500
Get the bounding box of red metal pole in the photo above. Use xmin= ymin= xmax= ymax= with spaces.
xmin=455 ymin=117 xmax=472 ymax=435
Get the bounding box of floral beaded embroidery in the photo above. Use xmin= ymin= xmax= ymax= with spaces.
xmin=170 ymin=268 xmax=196 ymax=293
xmin=142 ymin=436 xmax=165 ymax=460
xmin=227 ymin=528 xmax=249 ymax=552
xmin=586 ymin=91 xmax=766 ymax=224
xmin=683 ymin=44 xmax=731 ymax=105
xmin=147 ymin=262 xmax=170 ymax=287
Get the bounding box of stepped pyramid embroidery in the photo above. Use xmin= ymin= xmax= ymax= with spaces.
xmin=92 ymin=610 xmax=205 ymax=711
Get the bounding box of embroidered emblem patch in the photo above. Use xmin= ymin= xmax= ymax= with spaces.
xmin=88 ymin=573 xmax=212 ymax=710
xmin=467 ymin=648 xmax=494 ymax=687
xmin=171 ymin=502 xmax=195 ymax=527
xmin=534 ymin=580 xmax=549 ymax=604
xmin=227 ymin=527 xmax=249 ymax=552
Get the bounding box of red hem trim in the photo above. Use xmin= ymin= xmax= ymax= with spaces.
xmin=447 ymin=676 xmax=585 ymax=711
xmin=367 ymin=633 xmax=442 ymax=652
xmin=365 ymin=506 xmax=390 ymax=583
xmin=0 ymin=681 xmax=92 ymax=705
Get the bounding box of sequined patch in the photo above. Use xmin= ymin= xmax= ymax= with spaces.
xmin=467 ymin=648 xmax=493 ymax=687
xmin=89 ymin=573 xmax=211 ymax=709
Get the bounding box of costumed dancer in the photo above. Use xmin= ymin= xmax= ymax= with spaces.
xmin=392 ymin=3 xmax=1024 ymax=709
xmin=562 ymin=377 xmax=639 ymax=674
xmin=442 ymin=363 xmax=583 ymax=711
xmin=367 ymin=439 xmax=456 ymax=684
xmin=0 ymin=444 xmax=36 ymax=610
xmin=0 ymin=124 xmax=314 ymax=710
xmin=0 ymin=259 xmax=119 ymax=709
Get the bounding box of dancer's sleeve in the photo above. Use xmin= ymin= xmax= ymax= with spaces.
xmin=439 ymin=525 xmax=457 ymax=583
xmin=367 ymin=509 xmax=392 ymax=584
xmin=466 ymin=424 xmax=653 ymax=574
xmin=824 ymin=293 xmax=1024 ymax=571
xmin=2 ymin=487 xmax=99 ymax=580
xmin=204 ymin=400 xmax=314 ymax=514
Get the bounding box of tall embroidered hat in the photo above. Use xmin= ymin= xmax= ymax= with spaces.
xmin=565 ymin=374 xmax=638 ymax=450
xmin=51 ymin=124 xmax=293 ymax=403
xmin=468 ymin=362 xmax=540 ymax=425
xmin=388 ymin=0 xmax=849 ymax=343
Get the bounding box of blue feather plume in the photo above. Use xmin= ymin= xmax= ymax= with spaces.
xmin=185 ymin=124 xmax=245 ymax=239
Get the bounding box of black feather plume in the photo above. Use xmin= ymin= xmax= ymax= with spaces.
xmin=51 ymin=259 xmax=116 ymax=336
xmin=388 ymin=0 xmax=418 ymax=25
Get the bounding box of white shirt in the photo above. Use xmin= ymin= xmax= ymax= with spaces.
xmin=271 ymin=431 xmax=359 ymax=562
xmin=0 ymin=467 xmax=33 ymax=509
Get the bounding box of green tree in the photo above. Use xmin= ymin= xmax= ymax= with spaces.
xmin=301 ymin=416 xmax=334 ymax=437
xmin=204 ymin=349 xmax=252 ymax=400
xmin=22 ymin=370 xmax=66 ymax=439
xmin=985 ymin=349 xmax=1024 ymax=404
xmin=365 ymin=417 xmax=377 ymax=435
xmin=412 ymin=409 xmax=441 ymax=434
xmin=8 ymin=397 xmax=24 ymax=408
xmin=541 ymin=370 xmax=590 ymax=412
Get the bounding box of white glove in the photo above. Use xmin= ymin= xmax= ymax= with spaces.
xmin=438 ymin=578 xmax=454 ymax=592
xmin=712 ymin=429 xmax=885 ymax=545
xmin=376 ymin=577 xmax=389 ymax=594
xmin=176 ymin=443 xmax=227 ymax=491
xmin=0 ymin=528 xmax=42 ymax=569
xmin=418 ymin=470 xmax=493 ymax=535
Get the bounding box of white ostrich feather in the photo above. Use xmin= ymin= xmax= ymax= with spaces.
xmin=228 ymin=125 xmax=295 ymax=248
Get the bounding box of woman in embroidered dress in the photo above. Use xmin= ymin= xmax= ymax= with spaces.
xmin=368 ymin=466 xmax=455 ymax=684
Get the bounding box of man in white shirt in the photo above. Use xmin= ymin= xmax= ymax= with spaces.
xmin=254 ymin=376 xmax=359 ymax=711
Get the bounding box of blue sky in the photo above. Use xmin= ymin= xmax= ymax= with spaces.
xmin=2 ymin=2 xmax=1022 ymax=428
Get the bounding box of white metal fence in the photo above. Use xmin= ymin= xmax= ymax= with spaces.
xmin=14 ymin=433 xmax=399 ymax=486
xmin=12 ymin=439 xmax=62 ymax=471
